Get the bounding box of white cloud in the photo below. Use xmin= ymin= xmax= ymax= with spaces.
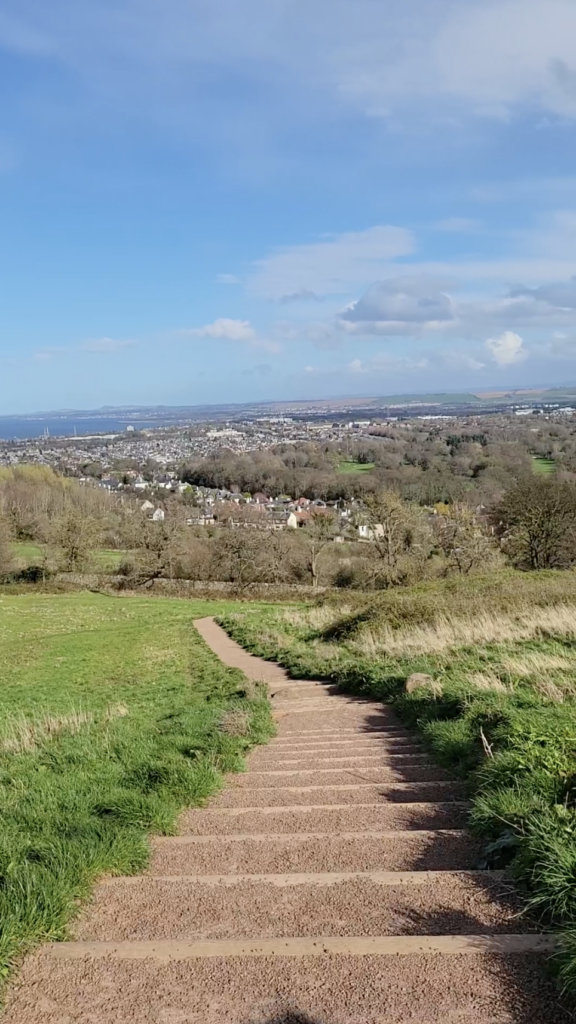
xmin=486 ymin=330 xmax=526 ymax=366
xmin=336 ymin=0 xmax=576 ymax=120
xmin=249 ymin=225 xmax=415 ymax=299
xmin=340 ymin=276 xmax=454 ymax=334
xmin=183 ymin=318 xmax=280 ymax=352
xmin=186 ymin=318 xmax=256 ymax=343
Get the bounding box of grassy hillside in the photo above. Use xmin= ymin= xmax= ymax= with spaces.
xmin=219 ymin=570 xmax=576 ymax=996
xmin=0 ymin=593 xmax=274 ymax=984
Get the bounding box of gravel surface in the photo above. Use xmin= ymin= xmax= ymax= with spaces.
xmin=74 ymin=875 xmax=527 ymax=942
xmin=150 ymin=832 xmax=485 ymax=875
xmin=247 ymin=754 xmax=430 ymax=769
xmin=212 ymin=782 xmax=466 ymax=807
xmin=229 ymin=767 xmax=452 ymax=787
xmin=4 ymin=952 xmax=572 ymax=1023
xmin=180 ymin=803 xmax=472 ymax=834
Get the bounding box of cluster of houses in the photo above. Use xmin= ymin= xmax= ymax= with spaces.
xmin=131 ymin=485 xmax=361 ymax=535
xmin=183 ymin=489 xmax=356 ymax=533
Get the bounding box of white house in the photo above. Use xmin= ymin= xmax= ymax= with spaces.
xmin=152 ymin=508 xmax=165 ymax=522
xmin=358 ymin=523 xmax=384 ymax=540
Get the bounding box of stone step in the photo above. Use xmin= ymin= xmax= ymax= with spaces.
xmin=212 ymin=782 xmax=465 ymax=807
xmin=232 ymin=767 xmax=450 ymax=787
xmin=73 ymin=872 xmax=521 ymax=943
xmin=276 ymin=720 xmax=402 ymax=733
xmin=180 ymin=801 xmax=471 ymax=834
xmin=5 ymin=939 xmax=565 ymax=1024
xmin=271 ymin=727 xmax=406 ymax=738
xmin=150 ymin=829 xmax=484 ymax=875
xmin=265 ymin=735 xmax=413 ymax=748
xmin=248 ymin=755 xmax=428 ymax=770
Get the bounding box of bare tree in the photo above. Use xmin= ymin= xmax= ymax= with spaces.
xmin=49 ymin=507 xmax=100 ymax=571
xmin=0 ymin=517 xmax=14 ymax=577
xmin=297 ymin=510 xmax=338 ymax=588
xmin=361 ymin=491 xmax=432 ymax=586
xmin=433 ymin=503 xmax=497 ymax=574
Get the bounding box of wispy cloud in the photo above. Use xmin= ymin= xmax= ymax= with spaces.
xmin=248 ymin=225 xmax=415 ymax=300
xmin=217 ymin=274 xmax=240 ymax=285
xmin=81 ymin=337 xmax=135 ymax=353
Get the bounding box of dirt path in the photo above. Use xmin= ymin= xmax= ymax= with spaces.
xmin=3 ymin=617 xmax=568 ymax=1023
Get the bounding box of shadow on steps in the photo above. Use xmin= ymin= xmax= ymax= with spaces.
xmin=245 ymin=1014 xmax=323 ymax=1024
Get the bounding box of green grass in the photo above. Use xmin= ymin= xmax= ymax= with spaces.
xmin=90 ymin=548 xmax=133 ymax=571
xmin=10 ymin=542 xmax=45 ymax=566
xmin=217 ymin=572 xmax=576 ymax=1000
xmin=336 ymin=460 xmax=376 ymax=474
xmin=10 ymin=543 xmax=132 ymax=573
xmin=0 ymin=592 xmax=274 ymax=986
xmin=532 ymin=456 xmax=556 ymax=475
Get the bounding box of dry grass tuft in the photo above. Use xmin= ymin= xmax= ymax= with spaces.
xmin=0 ymin=703 xmax=131 ymax=754
xmin=469 ymin=672 xmax=510 ymax=693
xmin=219 ymin=708 xmax=251 ymax=737
xmin=532 ymin=678 xmax=566 ymax=702
xmin=346 ymin=604 xmax=576 ymax=658
xmin=0 ymin=710 xmax=93 ymax=754
xmin=502 ymin=652 xmax=574 ymax=676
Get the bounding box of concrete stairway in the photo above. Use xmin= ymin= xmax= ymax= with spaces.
xmin=3 ymin=617 xmax=568 ymax=1023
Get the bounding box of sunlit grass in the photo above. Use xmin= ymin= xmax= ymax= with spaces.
xmin=0 ymin=592 xmax=274 ymax=988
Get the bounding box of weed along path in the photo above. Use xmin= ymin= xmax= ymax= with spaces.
xmin=3 ymin=617 xmax=568 ymax=1023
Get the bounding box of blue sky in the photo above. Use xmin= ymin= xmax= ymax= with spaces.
xmin=3 ymin=0 xmax=576 ymax=412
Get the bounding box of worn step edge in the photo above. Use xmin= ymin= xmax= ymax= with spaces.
xmin=224 ymin=782 xmax=458 ymax=793
xmin=153 ymin=829 xmax=469 ymax=844
xmin=242 ymin=766 xmax=434 ymax=776
xmin=186 ymin=801 xmax=470 ymax=815
xmin=105 ymin=870 xmax=502 ymax=887
xmin=271 ymin=729 xmax=404 ymax=735
xmin=273 ymin=703 xmax=385 ymax=708
xmin=268 ymin=738 xmax=412 ymax=746
xmin=270 ymin=738 xmax=407 ymax=744
xmin=47 ymin=934 xmax=557 ymax=960
xmin=252 ymin=754 xmax=429 ymax=762
xmin=255 ymin=755 xmax=426 ymax=765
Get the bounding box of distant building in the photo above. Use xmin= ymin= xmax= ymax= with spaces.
xmin=152 ymin=508 xmax=165 ymax=522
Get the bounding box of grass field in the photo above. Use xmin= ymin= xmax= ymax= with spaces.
xmin=532 ymin=456 xmax=556 ymax=475
xmin=0 ymin=592 xmax=274 ymax=985
xmin=336 ymin=460 xmax=376 ymax=474
xmin=10 ymin=542 xmax=131 ymax=573
xmin=219 ymin=571 xmax=576 ymax=996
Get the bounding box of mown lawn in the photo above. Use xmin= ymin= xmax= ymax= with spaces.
xmin=0 ymin=592 xmax=274 ymax=985
xmin=219 ymin=571 xmax=576 ymax=997
xmin=336 ymin=460 xmax=376 ymax=474
xmin=532 ymin=456 xmax=556 ymax=475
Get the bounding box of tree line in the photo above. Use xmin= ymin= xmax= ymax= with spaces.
xmin=2 ymin=465 xmax=576 ymax=589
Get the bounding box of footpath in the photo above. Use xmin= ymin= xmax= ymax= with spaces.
xmin=3 ymin=617 xmax=568 ymax=1023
